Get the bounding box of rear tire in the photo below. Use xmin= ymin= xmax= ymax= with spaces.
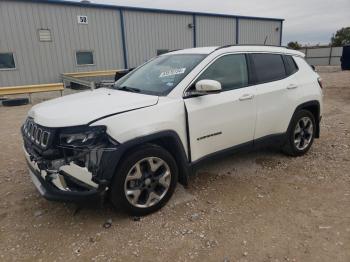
xmin=110 ymin=144 xmax=178 ymax=216
xmin=283 ymin=110 xmax=316 ymax=156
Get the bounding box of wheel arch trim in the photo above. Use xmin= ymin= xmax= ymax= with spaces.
xmin=290 ymin=100 xmax=321 ymax=138
xmin=107 ymin=130 xmax=190 ymax=186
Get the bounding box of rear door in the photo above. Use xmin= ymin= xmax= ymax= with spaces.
xmin=184 ymin=54 xmax=256 ymax=162
xmin=250 ymin=53 xmax=300 ymax=139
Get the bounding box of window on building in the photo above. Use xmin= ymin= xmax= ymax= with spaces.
xmin=0 ymin=53 xmax=16 ymax=69
xmin=76 ymin=51 xmax=94 ymax=65
xmin=251 ymin=54 xmax=286 ymax=84
xmin=196 ymin=54 xmax=248 ymax=91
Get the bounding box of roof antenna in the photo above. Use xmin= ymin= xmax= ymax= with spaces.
xmin=263 ymin=35 xmax=268 ymax=45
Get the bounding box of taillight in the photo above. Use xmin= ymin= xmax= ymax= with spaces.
xmin=317 ymin=77 xmax=323 ymax=89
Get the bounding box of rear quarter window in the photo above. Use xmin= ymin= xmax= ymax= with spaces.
xmin=283 ymin=55 xmax=298 ymax=75
xmin=251 ymin=54 xmax=286 ymax=84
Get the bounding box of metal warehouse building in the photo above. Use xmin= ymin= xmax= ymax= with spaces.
xmin=0 ymin=0 xmax=284 ymax=87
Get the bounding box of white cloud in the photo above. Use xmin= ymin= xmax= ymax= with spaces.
xmin=76 ymin=0 xmax=350 ymax=45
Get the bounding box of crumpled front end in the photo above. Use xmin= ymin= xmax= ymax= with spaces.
xmin=22 ymin=117 xmax=119 ymax=203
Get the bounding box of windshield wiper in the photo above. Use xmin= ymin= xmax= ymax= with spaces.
xmin=116 ymin=86 xmax=141 ymax=93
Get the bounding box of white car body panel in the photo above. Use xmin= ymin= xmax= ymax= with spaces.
xmin=253 ymin=75 xmax=299 ymax=139
xmin=254 ymin=56 xmax=321 ymax=139
xmin=185 ymin=85 xmax=256 ymax=161
xmin=293 ymin=56 xmax=323 ymax=114
xmin=93 ymin=97 xmax=189 ymax=157
xmin=28 ymin=88 xmax=158 ymax=127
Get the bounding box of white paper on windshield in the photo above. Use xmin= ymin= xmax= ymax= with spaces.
xmin=159 ymin=68 xmax=186 ymax=78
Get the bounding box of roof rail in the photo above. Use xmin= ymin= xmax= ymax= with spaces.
xmin=215 ymin=44 xmax=287 ymax=51
xmin=168 ymin=49 xmax=181 ymax=53
xmin=214 ymin=44 xmax=236 ymax=50
xmin=157 ymin=49 xmax=182 ymax=55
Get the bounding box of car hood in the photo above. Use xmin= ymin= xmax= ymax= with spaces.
xmin=28 ymin=88 xmax=159 ymax=127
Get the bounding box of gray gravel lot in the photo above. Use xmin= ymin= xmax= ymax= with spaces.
xmin=0 ymin=69 xmax=349 ymax=261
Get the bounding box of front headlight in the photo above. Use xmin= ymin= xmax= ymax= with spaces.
xmin=59 ymin=126 xmax=107 ymax=148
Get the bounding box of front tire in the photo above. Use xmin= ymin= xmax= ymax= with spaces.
xmin=283 ymin=110 xmax=316 ymax=156
xmin=110 ymin=144 xmax=178 ymax=216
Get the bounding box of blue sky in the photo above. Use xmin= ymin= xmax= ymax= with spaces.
xmin=74 ymin=0 xmax=350 ymax=46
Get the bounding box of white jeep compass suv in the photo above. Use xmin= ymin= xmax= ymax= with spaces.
xmin=22 ymin=45 xmax=323 ymax=215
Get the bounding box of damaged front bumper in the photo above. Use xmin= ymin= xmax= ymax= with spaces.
xmin=22 ymin=124 xmax=120 ymax=203
xmin=25 ymin=149 xmax=104 ymax=203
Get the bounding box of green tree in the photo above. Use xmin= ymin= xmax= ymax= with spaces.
xmin=331 ymin=27 xmax=350 ymax=46
xmin=287 ymin=41 xmax=302 ymax=50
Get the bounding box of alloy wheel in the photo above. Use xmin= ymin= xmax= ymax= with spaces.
xmin=293 ymin=116 xmax=314 ymax=151
xmin=124 ymin=157 xmax=171 ymax=208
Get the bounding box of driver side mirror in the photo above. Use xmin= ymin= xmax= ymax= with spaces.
xmin=184 ymin=79 xmax=222 ymax=98
xmin=195 ymin=79 xmax=222 ymax=93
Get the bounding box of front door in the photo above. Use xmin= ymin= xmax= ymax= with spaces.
xmin=184 ymin=54 xmax=257 ymax=162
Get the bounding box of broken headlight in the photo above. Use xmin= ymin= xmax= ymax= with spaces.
xmin=59 ymin=126 xmax=107 ymax=148
xmin=56 ymin=126 xmax=118 ymax=182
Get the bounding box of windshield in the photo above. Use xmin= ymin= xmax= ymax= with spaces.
xmin=113 ymin=54 xmax=206 ymax=96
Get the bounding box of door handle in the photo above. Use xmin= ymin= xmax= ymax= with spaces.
xmin=287 ymin=84 xmax=298 ymax=90
xmin=239 ymin=94 xmax=254 ymax=101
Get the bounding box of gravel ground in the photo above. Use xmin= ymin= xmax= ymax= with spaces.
xmin=0 ymin=70 xmax=349 ymax=262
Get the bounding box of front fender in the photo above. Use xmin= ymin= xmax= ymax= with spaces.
xmin=99 ymin=130 xmax=190 ymax=186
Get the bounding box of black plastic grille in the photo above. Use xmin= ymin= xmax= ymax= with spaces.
xmin=23 ymin=118 xmax=51 ymax=149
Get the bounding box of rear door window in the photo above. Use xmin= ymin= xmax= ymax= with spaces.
xmin=251 ymin=54 xmax=286 ymax=84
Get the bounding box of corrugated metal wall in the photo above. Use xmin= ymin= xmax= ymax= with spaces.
xmin=0 ymin=1 xmax=124 ymax=86
xmin=306 ymin=48 xmax=330 ymax=66
xmin=299 ymin=47 xmax=342 ymax=66
xmin=238 ymin=19 xmax=281 ymax=45
xmin=123 ymin=10 xmax=194 ymax=68
xmin=196 ymin=16 xmax=236 ymax=47
xmin=330 ymin=47 xmax=342 ymax=65
xmin=0 ymin=1 xmax=283 ymax=87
